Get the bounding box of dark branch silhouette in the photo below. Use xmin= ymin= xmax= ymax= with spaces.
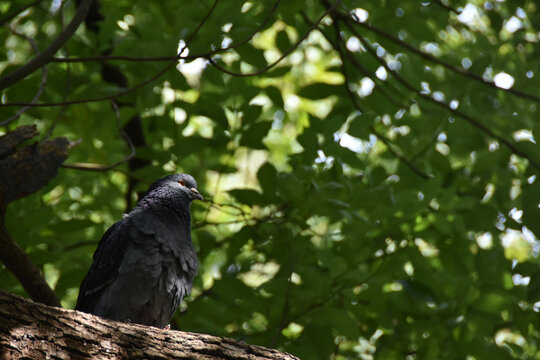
xmin=1 ymin=26 xmax=48 ymax=126
xmin=328 ymin=17 xmax=432 ymax=180
xmin=0 ymin=0 xmax=42 ymax=27
xmin=0 ymin=0 xmax=94 ymax=90
xmin=341 ymin=13 xmax=540 ymax=104
xmin=342 ymin=19 xmax=540 ymax=172
xmin=208 ymin=1 xmax=338 ymax=77
xmin=0 ymin=0 xmax=282 ymax=108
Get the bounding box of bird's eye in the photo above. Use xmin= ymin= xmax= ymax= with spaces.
xmin=178 ymin=179 xmax=185 ymax=186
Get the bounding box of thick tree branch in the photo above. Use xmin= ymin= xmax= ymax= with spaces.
xmin=0 ymin=222 xmax=60 ymax=307
xmin=0 ymin=125 xmax=37 ymax=158
xmin=0 ymin=0 xmax=282 ymax=108
xmin=0 ymin=291 xmax=299 ymax=360
xmin=0 ymin=134 xmax=71 ymax=205
xmin=0 ymin=125 xmax=71 ymax=307
xmin=0 ymin=0 xmax=93 ymax=91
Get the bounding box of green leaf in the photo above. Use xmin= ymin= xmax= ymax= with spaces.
xmin=228 ymin=189 xmax=264 ymax=206
xmin=298 ymin=83 xmax=346 ymax=99
xmin=348 ymin=115 xmax=372 ymax=139
xmin=240 ymin=121 xmax=272 ymax=149
xmin=264 ymin=86 xmax=284 ymax=108
xmin=522 ymin=180 xmax=540 ymax=237
xmin=257 ymin=163 xmax=277 ymax=196
xmin=275 ymin=30 xmax=291 ymax=54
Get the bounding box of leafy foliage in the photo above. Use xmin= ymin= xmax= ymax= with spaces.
xmin=2 ymin=0 xmax=540 ymax=358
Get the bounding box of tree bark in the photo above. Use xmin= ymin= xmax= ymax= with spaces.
xmin=0 ymin=126 xmax=71 ymax=206
xmin=0 ymin=220 xmax=60 ymax=307
xmin=0 ymin=291 xmax=299 ymax=360
xmin=0 ymin=124 xmax=72 ymax=307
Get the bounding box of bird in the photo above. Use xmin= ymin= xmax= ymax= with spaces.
xmin=75 ymin=173 xmax=203 ymax=328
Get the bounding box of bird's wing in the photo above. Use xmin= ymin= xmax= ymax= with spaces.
xmin=75 ymin=219 xmax=129 ymax=312
xmin=123 ymin=211 xmax=197 ymax=310
xmin=76 ymin=209 xmax=197 ymax=327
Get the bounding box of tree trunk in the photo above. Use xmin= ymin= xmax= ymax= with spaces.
xmin=0 ymin=291 xmax=299 ymax=360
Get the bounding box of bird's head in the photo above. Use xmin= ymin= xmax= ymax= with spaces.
xmin=145 ymin=173 xmax=203 ymax=203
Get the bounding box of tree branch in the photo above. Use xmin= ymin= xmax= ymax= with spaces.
xmin=345 ymin=21 xmax=540 ymax=171
xmin=342 ymin=13 xmax=540 ymax=104
xmin=49 ymin=0 xmax=282 ymax=65
xmin=0 ymin=291 xmax=299 ymax=359
xmin=0 ymin=0 xmax=282 ymax=108
xmin=0 ymin=221 xmax=60 ymax=307
xmin=327 ymin=15 xmax=431 ymax=179
xmin=431 ymin=0 xmax=460 ymax=15
xmin=0 ymin=61 xmax=176 ymax=107
xmin=208 ymin=1 xmax=338 ymax=77
xmin=0 ymin=0 xmax=93 ymax=91
xmin=0 ymin=25 xmax=48 ymax=126
xmin=0 ymin=124 xmax=37 ymax=158
xmin=370 ymin=125 xmax=432 ymax=179
xmin=0 ymin=125 xmax=71 ymax=307
xmin=0 ymin=0 xmax=42 ymax=27
xmin=60 ymin=102 xmax=136 ymax=171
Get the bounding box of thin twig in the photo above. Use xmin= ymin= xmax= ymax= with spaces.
xmin=409 ymin=120 xmax=447 ymax=161
xmin=0 ymin=0 xmax=42 ymax=27
xmin=44 ymin=8 xmax=72 ymax=140
xmin=302 ymin=10 xmax=411 ymax=111
xmin=64 ymin=240 xmax=99 ymax=251
xmin=1 ymin=0 xmax=280 ymax=108
xmin=0 ymin=0 xmax=94 ymax=90
xmin=1 ymin=26 xmax=48 ymax=126
xmin=208 ymin=1 xmax=339 ymax=77
xmin=1 ymin=61 xmax=176 ymax=107
xmin=180 ymin=0 xmax=219 ymax=55
xmin=331 ymin=17 xmax=362 ymax=113
xmin=60 ymin=0 xmax=220 ymax=171
xmin=349 ymin=23 xmax=540 ymax=171
xmin=329 ymin=15 xmax=431 ymax=179
xmin=51 ymin=54 xmax=188 ymax=63
xmin=61 ymin=101 xmax=136 ymax=171
xmin=340 ymin=13 xmax=540 ymax=104
xmin=287 ymin=257 xmax=384 ymax=323
xmin=269 ymin=251 xmax=295 ymax=348
xmin=431 ymin=0 xmax=460 ymax=15
xmin=248 ymin=256 xmax=386 ymax=342
xmin=50 ymin=0 xmax=281 ymax=64
xmin=371 ymin=125 xmax=432 ymax=179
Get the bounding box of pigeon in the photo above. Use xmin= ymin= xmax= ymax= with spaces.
xmin=75 ymin=173 xmax=203 ymax=328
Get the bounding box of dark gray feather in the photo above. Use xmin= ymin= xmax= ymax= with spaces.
xmin=76 ymin=173 xmax=202 ymax=328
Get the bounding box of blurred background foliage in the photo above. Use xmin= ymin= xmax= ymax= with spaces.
xmin=1 ymin=0 xmax=540 ymax=358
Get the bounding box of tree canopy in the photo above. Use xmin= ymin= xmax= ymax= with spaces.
xmin=1 ymin=0 xmax=540 ymax=358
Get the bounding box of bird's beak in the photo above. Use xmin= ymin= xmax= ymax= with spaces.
xmin=190 ymin=188 xmax=203 ymax=201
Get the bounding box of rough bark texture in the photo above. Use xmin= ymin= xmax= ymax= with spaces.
xmin=0 ymin=291 xmax=299 ymax=360
xmin=0 ymin=124 xmax=38 ymax=158
xmin=0 ymin=127 xmax=70 ymax=206
xmin=0 ymin=219 xmax=60 ymax=307
xmin=0 ymin=124 xmax=71 ymax=307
